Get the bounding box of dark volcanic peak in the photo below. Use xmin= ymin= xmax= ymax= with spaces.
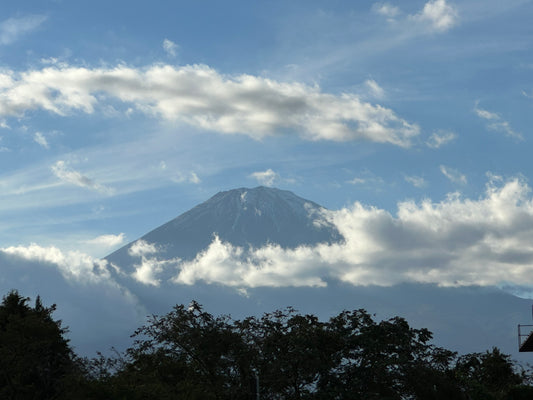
xmin=107 ymin=186 xmax=343 ymax=265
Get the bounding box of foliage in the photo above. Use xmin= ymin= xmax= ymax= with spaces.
xmin=0 ymin=289 xmax=531 ymax=399
xmin=0 ymin=290 xmax=75 ymax=400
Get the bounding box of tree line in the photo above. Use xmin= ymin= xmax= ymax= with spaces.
xmin=1 ymin=289 xmax=533 ymax=399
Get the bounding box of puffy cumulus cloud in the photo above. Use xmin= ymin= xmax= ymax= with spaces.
xmin=51 ymin=160 xmax=113 ymax=194
xmin=1 ymin=243 xmax=113 ymax=283
xmin=250 ymin=169 xmax=280 ymax=187
xmin=0 ymin=15 xmax=47 ymax=45
xmin=127 ymin=240 xmax=180 ymax=286
xmin=128 ymin=239 xmax=158 ymax=257
xmin=474 ymin=104 xmax=523 ymax=141
xmin=85 ymin=233 xmax=125 ymax=248
xmin=163 ymin=39 xmax=178 ymax=57
xmin=132 ymin=256 xmax=180 ymax=287
xmin=0 ymin=64 xmax=420 ymax=146
xmin=174 ymin=235 xmax=327 ymax=288
xmin=440 ymin=165 xmax=467 ymax=185
xmin=169 ymin=178 xmax=533 ymax=290
xmin=426 ymin=131 xmax=456 ymax=148
xmin=411 ymin=0 xmax=458 ymax=32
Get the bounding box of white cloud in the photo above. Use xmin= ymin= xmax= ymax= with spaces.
xmin=0 ymin=15 xmax=47 ymax=45
xmin=85 ymin=233 xmax=125 ymax=248
xmin=128 ymin=239 xmax=158 ymax=257
xmin=250 ymin=169 xmax=280 ymax=187
xmin=127 ymin=240 xmax=181 ymax=286
xmin=172 ymin=171 xmax=202 ymax=184
xmin=0 ymin=63 xmax=420 ymax=147
xmin=440 ymin=165 xmax=467 ymax=185
xmin=163 ymin=39 xmax=178 ymax=57
xmin=364 ymin=79 xmax=385 ymax=99
xmin=375 ymin=0 xmax=457 ymax=33
xmin=175 ymin=235 xmax=326 ymax=287
xmin=426 ymin=131 xmax=456 ymax=148
xmin=411 ymin=0 xmax=458 ymax=32
xmin=189 ymin=172 xmax=201 ymax=184
xmin=0 ymin=244 xmax=143 ymax=355
xmin=171 ymin=178 xmax=533 ymax=290
xmin=348 ymin=177 xmax=366 ymax=185
xmin=132 ymin=257 xmax=165 ymax=286
xmin=373 ymin=3 xmax=400 ymax=19
xmin=51 ymin=160 xmax=113 ymax=194
xmin=33 ymin=131 xmax=49 ymax=148
xmin=347 ymin=170 xmax=384 ymax=186
xmin=1 ymin=243 xmax=112 ymax=283
xmin=474 ymin=104 xmax=523 ymax=141
xmin=404 ymin=175 xmax=427 ymax=188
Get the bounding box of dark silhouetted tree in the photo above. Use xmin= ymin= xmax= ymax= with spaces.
xmin=0 ymin=290 xmax=74 ymax=400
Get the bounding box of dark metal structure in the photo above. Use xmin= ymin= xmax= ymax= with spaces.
xmin=518 ymin=324 xmax=533 ymax=352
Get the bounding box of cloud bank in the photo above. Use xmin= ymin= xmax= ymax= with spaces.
xmin=141 ymin=177 xmax=533 ymax=291
xmin=0 ymin=244 xmax=143 ymax=355
xmin=0 ymin=64 xmax=419 ymax=146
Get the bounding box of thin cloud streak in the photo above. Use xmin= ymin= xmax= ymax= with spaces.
xmin=474 ymin=103 xmax=523 ymax=141
xmin=0 ymin=15 xmax=47 ymax=45
xmin=440 ymin=165 xmax=467 ymax=185
xmin=51 ymin=161 xmax=114 ymax=194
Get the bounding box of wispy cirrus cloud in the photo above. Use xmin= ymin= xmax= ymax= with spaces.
xmin=0 ymin=63 xmax=420 ymax=147
xmin=51 ymin=160 xmax=113 ymax=194
xmin=33 ymin=131 xmax=49 ymax=149
xmin=440 ymin=165 xmax=467 ymax=185
xmin=404 ymin=175 xmax=427 ymax=188
xmin=426 ymin=131 xmax=457 ymax=148
xmin=0 ymin=15 xmax=47 ymax=45
xmin=474 ymin=103 xmax=523 ymax=141
xmin=171 ymin=171 xmax=201 ymax=185
xmin=364 ymin=79 xmax=386 ymax=99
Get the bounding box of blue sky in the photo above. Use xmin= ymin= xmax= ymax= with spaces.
xmin=3 ymin=0 xmax=533 ymax=356
xmin=0 ymin=0 xmax=532 ymax=278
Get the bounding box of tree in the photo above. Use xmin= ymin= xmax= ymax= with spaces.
xmin=115 ymin=301 xmax=252 ymax=399
xmin=0 ymin=290 xmax=74 ymax=400
xmin=455 ymin=348 xmax=526 ymax=400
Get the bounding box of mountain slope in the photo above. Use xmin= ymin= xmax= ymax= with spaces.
xmin=106 ymin=186 xmax=342 ymax=268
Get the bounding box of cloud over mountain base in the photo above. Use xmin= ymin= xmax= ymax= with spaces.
xmin=124 ymin=177 xmax=533 ymax=293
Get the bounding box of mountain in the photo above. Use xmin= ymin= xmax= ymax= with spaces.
xmin=107 ymin=186 xmax=342 ymax=267
xmin=101 ymin=186 xmax=532 ymax=362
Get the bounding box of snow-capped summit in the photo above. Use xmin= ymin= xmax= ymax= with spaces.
xmin=106 ymin=186 xmax=342 ymax=267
